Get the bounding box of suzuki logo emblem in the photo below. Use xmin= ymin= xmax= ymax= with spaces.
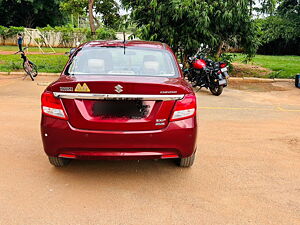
xmin=115 ymin=84 xmax=123 ymax=93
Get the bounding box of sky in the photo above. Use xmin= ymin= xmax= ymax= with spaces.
xmin=116 ymin=0 xmax=129 ymax=16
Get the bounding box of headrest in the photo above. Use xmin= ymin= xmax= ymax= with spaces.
xmin=88 ymin=59 xmax=105 ymax=73
xmin=143 ymin=55 xmax=159 ymax=74
xmin=143 ymin=55 xmax=157 ymax=62
xmin=143 ymin=61 xmax=159 ymax=71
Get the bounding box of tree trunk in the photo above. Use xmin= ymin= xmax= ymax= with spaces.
xmin=93 ymin=15 xmax=101 ymax=30
xmin=215 ymin=41 xmax=224 ymax=59
xmin=88 ymin=0 xmax=96 ymax=35
xmin=24 ymin=14 xmax=35 ymax=28
xmin=78 ymin=14 xmax=80 ymax=28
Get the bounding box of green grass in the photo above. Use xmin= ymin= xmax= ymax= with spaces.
xmin=233 ymin=54 xmax=300 ymax=78
xmin=0 ymin=45 xmax=70 ymax=53
xmin=0 ymin=49 xmax=299 ymax=77
xmin=0 ymin=54 xmax=68 ymax=73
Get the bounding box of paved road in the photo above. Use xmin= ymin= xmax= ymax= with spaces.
xmin=0 ymin=75 xmax=299 ymax=225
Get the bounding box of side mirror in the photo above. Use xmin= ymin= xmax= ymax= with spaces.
xmin=65 ymin=48 xmax=77 ymax=57
xmin=69 ymin=48 xmax=76 ymax=56
xmin=179 ymin=63 xmax=183 ymax=69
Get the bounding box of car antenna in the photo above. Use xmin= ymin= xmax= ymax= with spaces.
xmin=123 ymin=31 xmax=126 ymax=55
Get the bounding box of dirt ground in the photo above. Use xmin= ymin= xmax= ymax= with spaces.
xmin=0 ymin=75 xmax=299 ymax=225
xmin=231 ymin=62 xmax=272 ymax=78
xmin=229 ymin=79 xmax=291 ymax=92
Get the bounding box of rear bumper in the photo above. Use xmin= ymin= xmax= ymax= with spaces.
xmin=40 ymin=115 xmax=197 ymax=160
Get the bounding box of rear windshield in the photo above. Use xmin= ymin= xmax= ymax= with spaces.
xmin=67 ymin=47 xmax=178 ymax=77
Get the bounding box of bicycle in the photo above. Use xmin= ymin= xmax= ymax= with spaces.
xmin=14 ymin=47 xmax=38 ymax=81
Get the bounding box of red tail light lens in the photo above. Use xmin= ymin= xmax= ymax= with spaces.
xmin=220 ymin=63 xmax=227 ymax=68
xmin=170 ymin=94 xmax=196 ymax=121
xmin=41 ymin=92 xmax=68 ymax=120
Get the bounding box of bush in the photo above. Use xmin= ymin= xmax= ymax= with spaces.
xmin=219 ymin=53 xmax=236 ymax=71
xmin=37 ymin=25 xmax=116 ymax=46
xmin=86 ymin=28 xmax=116 ymax=41
xmin=0 ymin=26 xmax=24 ymax=43
xmin=256 ymin=16 xmax=300 ymax=55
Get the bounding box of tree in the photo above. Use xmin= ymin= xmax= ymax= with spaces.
xmin=254 ymin=0 xmax=278 ymax=15
xmin=256 ymin=0 xmax=300 ymax=55
xmin=88 ymin=0 xmax=96 ymax=34
xmin=0 ymin=0 xmax=67 ymax=27
xmin=60 ymin=0 xmax=121 ymax=33
xmin=122 ymin=0 xmax=261 ymax=59
xmin=277 ymin=0 xmax=300 ymax=20
xmin=94 ymin=0 xmax=121 ymax=29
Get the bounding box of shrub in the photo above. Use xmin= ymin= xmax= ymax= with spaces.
xmin=0 ymin=26 xmax=24 ymax=44
xmin=219 ymin=53 xmax=236 ymax=71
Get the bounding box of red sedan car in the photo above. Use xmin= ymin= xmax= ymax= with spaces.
xmin=41 ymin=40 xmax=197 ymax=167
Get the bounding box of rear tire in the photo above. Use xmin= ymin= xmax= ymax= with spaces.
xmin=23 ymin=61 xmax=38 ymax=81
xmin=209 ymin=84 xmax=223 ymax=96
xmin=31 ymin=63 xmax=38 ymax=77
xmin=179 ymin=152 xmax=195 ymax=167
xmin=48 ymin=156 xmax=71 ymax=167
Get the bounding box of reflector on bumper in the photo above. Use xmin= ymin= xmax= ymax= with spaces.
xmin=59 ymin=154 xmax=76 ymax=159
xmin=161 ymin=154 xmax=179 ymax=159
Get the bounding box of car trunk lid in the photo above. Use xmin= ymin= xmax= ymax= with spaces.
xmin=50 ymin=75 xmax=190 ymax=131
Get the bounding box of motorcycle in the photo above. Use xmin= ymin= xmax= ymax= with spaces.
xmin=183 ymin=46 xmax=229 ymax=96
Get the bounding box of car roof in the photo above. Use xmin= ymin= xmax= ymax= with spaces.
xmin=80 ymin=40 xmax=170 ymax=51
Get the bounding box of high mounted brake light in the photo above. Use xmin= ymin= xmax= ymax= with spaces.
xmin=41 ymin=92 xmax=68 ymax=120
xmin=170 ymin=94 xmax=196 ymax=121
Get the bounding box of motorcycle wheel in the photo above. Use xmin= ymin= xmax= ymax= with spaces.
xmin=209 ymin=84 xmax=223 ymax=96
xmin=190 ymin=77 xmax=198 ymax=87
xmin=185 ymin=71 xmax=197 ymax=87
xmin=23 ymin=61 xmax=35 ymax=81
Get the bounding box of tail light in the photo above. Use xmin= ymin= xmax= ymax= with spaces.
xmin=220 ymin=63 xmax=227 ymax=68
xmin=170 ymin=94 xmax=196 ymax=121
xmin=41 ymin=92 xmax=68 ymax=120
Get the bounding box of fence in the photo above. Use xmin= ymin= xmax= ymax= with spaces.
xmin=0 ymin=28 xmax=130 ymax=48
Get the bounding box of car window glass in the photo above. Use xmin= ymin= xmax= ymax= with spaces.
xmin=68 ymin=47 xmax=178 ymax=77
